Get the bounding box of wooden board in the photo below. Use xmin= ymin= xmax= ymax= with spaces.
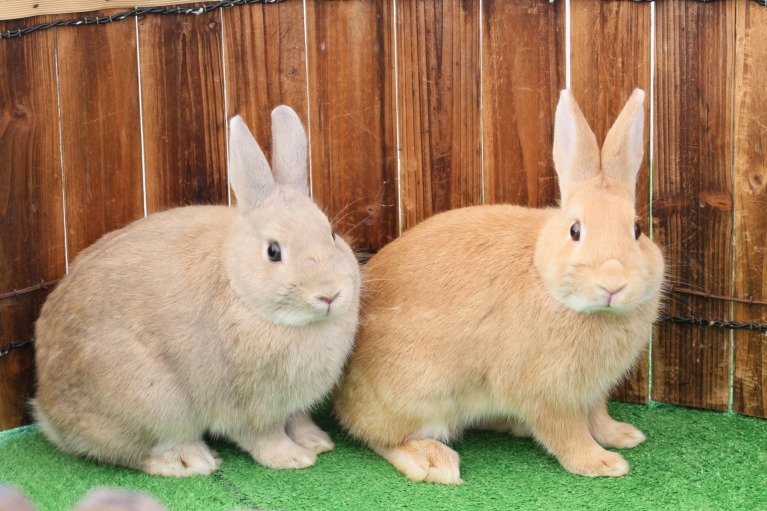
xmin=0 ymin=0 xmax=226 ymax=20
xmin=396 ymin=0 xmax=481 ymax=231
xmin=481 ymin=0 xmax=563 ymax=207
xmin=732 ymin=0 xmax=767 ymax=418
xmin=570 ymin=0 xmax=652 ymax=404
xmin=138 ymin=4 xmax=228 ymax=211
xmin=305 ymin=0 xmax=397 ymax=251
xmin=0 ymin=16 xmax=66 ymax=429
xmin=56 ymin=9 xmax=144 ymax=259
xmin=651 ymin=0 xmax=735 ymax=411
xmin=223 ymin=0 xmax=308 ymax=174
xmin=0 ymin=294 xmax=47 ymax=430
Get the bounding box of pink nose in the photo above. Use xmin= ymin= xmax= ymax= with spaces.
xmin=318 ymin=293 xmax=339 ymax=305
xmin=601 ymin=285 xmax=626 ymax=297
xmin=600 ymin=285 xmax=626 ymax=306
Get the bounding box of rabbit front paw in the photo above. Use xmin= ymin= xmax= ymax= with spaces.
xmin=589 ymin=401 xmax=646 ymax=449
xmin=286 ymin=412 xmax=335 ymax=454
xmin=561 ymin=448 xmax=629 ymax=477
xmin=593 ymin=421 xmax=646 ymax=449
xmin=140 ymin=442 xmax=220 ymax=477
xmin=248 ymin=432 xmax=317 ymax=470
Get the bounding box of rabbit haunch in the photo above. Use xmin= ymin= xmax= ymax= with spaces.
xmin=32 ymin=106 xmax=361 ymax=477
xmin=334 ymin=89 xmax=664 ymax=485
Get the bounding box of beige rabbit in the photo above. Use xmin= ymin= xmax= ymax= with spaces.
xmin=334 ymin=89 xmax=664 ymax=484
xmin=32 ymin=107 xmax=361 ymax=477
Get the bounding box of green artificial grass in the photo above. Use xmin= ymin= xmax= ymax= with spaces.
xmin=1 ymin=402 xmax=766 ymax=511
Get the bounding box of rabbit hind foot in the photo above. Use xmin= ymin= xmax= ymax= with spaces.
xmin=373 ymin=437 xmax=463 ymax=485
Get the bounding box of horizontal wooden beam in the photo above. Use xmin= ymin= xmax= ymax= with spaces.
xmin=0 ymin=1 xmax=213 ymax=21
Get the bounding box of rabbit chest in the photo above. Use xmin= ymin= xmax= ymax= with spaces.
xmin=194 ymin=305 xmax=357 ymax=430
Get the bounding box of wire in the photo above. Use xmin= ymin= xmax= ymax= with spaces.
xmin=659 ymin=316 xmax=767 ymax=334
xmin=0 ymin=0 xmax=284 ymax=40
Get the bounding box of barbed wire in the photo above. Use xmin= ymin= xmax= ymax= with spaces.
xmin=0 ymin=0 xmax=284 ymax=41
xmin=1 ymin=0 xmax=764 ymax=41
xmin=0 ymin=279 xmax=60 ymax=302
xmin=0 ymin=340 xmax=33 ymax=358
xmin=660 ymin=316 xmax=767 ymax=333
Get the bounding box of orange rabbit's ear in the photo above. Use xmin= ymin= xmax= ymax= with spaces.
xmin=601 ymin=88 xmax=646 ymax=200
xmin=552 ymin=89 xmax=601 ymax=201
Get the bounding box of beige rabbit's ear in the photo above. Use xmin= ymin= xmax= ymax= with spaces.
xmin=271 ymin=105 xmax=309 ymax=196
xmin=229 ymin=115 xmax=276 ymax=212
xmin=552 ymin=89 xmax=601 ymax=200
xmin=601 ymin=88 xmax=646 ymax=199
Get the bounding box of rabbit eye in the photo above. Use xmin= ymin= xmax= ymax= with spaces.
xmin=267 ymin=242 xmax=282 ymax=262
xmin=331 ymin=231 xmax=336 ymax=242
xmin=570 ymin=221 xmax=581 ymax=242
xmin=634 ymin=222 xmax=641 ymax=240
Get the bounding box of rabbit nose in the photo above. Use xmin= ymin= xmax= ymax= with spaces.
xmin=318 ymin=292 xmax=340 ymax=305
xmin=599 ymin=284 xmax=627 ymax=297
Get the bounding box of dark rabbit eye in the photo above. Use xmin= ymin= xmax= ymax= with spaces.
xmin=332 ymin=231 xmax=336 ymax=242
xmin=634 ymin=222 xmax=641 ymax=240
xmin=570 ymin=221 xmax=581 ymax=242
xmin=267 ymin=242 xmax=281 ymax=262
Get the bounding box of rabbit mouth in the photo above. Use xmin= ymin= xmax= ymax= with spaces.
xmin=582 ymin=304 xmax=629 ymax=314
xmin=581 ymin=295 xmax=637 ymax=313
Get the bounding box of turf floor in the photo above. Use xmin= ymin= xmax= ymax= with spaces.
xmin=1 ymin=402 xmax=766 ymax=511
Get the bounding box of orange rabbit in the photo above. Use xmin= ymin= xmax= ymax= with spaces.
xmin=334 ymin=89 xmax=664 ymax=484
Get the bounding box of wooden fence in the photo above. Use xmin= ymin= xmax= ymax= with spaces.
xmin=1 ymin=0 xmax=766 ymax=431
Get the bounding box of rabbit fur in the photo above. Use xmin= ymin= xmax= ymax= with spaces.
xmin=333 ymin=89 xmax=665 ymax=484
xmin=32 ymin=107 xmax=361 ymax=477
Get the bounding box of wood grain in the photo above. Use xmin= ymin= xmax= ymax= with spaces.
xmin=0 ymin=16 xmax=66 ymax=429
xmin=56 ymin=9 xmax=144 ymax=260
xmin=0 ymin=294 xmax=47 ymax=430
xmin=652 ymin=0 xmax=735 ymax=411
xmin=305 ymin=0 xmax=397 ymax=251
xmin=139 ymin=4 xmax=228 ymax=211
xmin=223 ymin=0 xmax=308 ymax=173
xmin=732 ymin=0 xmax=767 ymax=418
xmin=482 ymin=0 xmax=564 ymax=207
xmin=0 ymin=0 xmax=231 ymax=20
xmin=396 ymin=0 xmax=481 ymax=231
xmin=570 ymin=0 xmax=652 ymax=404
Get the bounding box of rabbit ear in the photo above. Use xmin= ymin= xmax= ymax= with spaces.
xmin=552 ymin=90 xmax=601 ymax=198
xmin=601 ymin=88 xmax=645 ymax=196
xmin=271 ymin=105 xmax=309 ymax=195
xmin=229 ymin=116 xmax=276 ymax=212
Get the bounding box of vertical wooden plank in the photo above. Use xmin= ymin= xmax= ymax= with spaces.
xmin=0 ymin=17 xmax=66 ymax=430
xmin=396 ymin=0 xmax=481 ymax=231
xmin=570 ymin=0 xmax=652 ymax=404
xmin=223 ymin=0 xmax=308 ymax=167
xmin=57 ymin=10 xmax=144 ymax=259
xmin=482 ymin=0 xmax=564 ymax=207
xmin=733 ymin=0 xmax=767 ymax=418
xmin=652 ymin=0 xmax=735 ymax=411
xmin=0 ymin=294 xmax=47 ymax=430
xmin=305 ymin=0 xmax=397 ymax=251
xmin=139 ymin=5 xmax=227 ymax=212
